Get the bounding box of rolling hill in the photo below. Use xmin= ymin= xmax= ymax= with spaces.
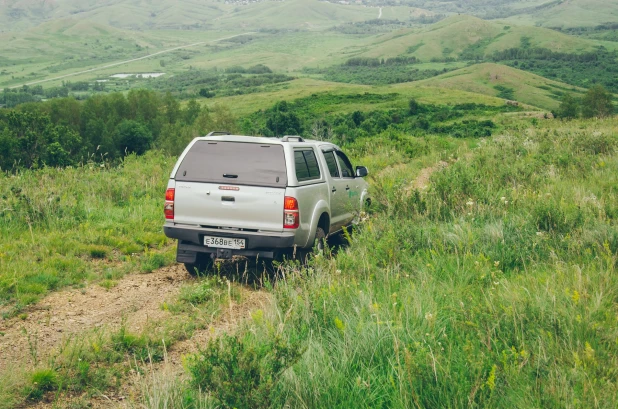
xmin=354 ymin=15 xmax=604 ymax=62
xmin=410 ymin=62 xmax=583 ymax=110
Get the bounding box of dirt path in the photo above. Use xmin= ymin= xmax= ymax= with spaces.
xmin=0 ymin=261 xmax=270 ymax=407
xmin=0 ymin=265 xmax=191 ymax=371
xmin=407 ymin=160 xmax=449 ymax=192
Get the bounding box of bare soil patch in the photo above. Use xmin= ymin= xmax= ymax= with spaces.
xmin=406 ymin=160 xmax=449 ymax=192
xmin=0 ymin=264 xmax=188 ymax=371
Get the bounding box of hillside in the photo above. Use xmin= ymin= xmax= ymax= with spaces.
xmin=411 ymin=62 xmax=584 ymax=110
xmin=356 ymin=15 xmax=602 ymax=62
xmin=502 ymin=0 xmax=618 ymax=28
xmin=0 ymin=0 xmax=379 ymax=31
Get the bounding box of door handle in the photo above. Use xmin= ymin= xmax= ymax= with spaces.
xmin=221 ymin=196 xmax=235 ymax=202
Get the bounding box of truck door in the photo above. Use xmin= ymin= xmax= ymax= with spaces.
xmin=334 ymin=150 xmax=361 ymax=226
xmin=322 ymin=149 xmax=349 ymax=233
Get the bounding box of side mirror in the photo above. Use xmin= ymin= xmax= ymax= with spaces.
xmin=355 ymin=166 xmax=368 ymax=178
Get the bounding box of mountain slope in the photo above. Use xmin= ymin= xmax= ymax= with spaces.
xmin=409 ymin=62 xmax=583 ymax=109
xmin=355 ymin=15 xmax=602 ymax=62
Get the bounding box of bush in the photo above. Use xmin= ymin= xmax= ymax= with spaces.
xmin=188 ymin=334 xmax=303 ymax=409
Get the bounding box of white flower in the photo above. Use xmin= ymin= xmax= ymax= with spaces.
xmin=466 ymin=201 xmax=474 ymax=206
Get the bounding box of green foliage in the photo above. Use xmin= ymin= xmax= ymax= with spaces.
xmin=141 ymin=252 xmax=168 ymax=273
xmin=243 ymin=93 xmax=510 ymax=141
xmin=0 ymin=90 xmax=237 ymax=170
xmin=581 ymin=84 xmax=614 ymax=118
xmin=304 ymin=63 xmax=451 ymax=85
xmin=188 ymin=334 xmax=303 ymax=409
xmin=0 ymin=152 xmax=173 ymax=311
xmin=111 ymin=324 xmax=165 ymax=361
xmin=25 ymin=369 xmax=58 ymax=401
xmin=494 ymin=85 xmax=515 ymax=100
xmin=555 ymin=93 xmax=580 ymax=119
xmin=490 ymin=46 xmax=618 ymax=93
xmin=215 ymin=117 xmax=618 ymax=408
xmin=114 ymin=119 xmax=153 ymax=155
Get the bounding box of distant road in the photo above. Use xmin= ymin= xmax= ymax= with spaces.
xmin=9 ymin=32 xmax=255 ymax=89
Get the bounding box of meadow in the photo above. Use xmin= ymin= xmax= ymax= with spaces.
xmin=182 ymin=116 xmax=618 ymax=408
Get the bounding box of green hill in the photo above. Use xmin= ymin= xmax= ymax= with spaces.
xmin=502 ymin=0 xmax=618 ymax=28
xmin=411 ymin=62 xmax=583 ymax=110
xmin=355 ymin=15 xmax=602 ymax=62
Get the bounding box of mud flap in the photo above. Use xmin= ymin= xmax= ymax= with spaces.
xmin=176 ymin=247 xmax=197 ymax=264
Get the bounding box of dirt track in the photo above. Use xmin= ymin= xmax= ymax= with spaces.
xmin=0 ymin=265 xmax=188 ymax=371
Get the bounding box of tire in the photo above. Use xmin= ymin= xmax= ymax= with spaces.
xmin=314 ymin=226 xmax=327 ymax=254
xmin=296 ymin=226 xmax=327 ymax=264
xmin=184 ymin=254 xmax=213 ymax=276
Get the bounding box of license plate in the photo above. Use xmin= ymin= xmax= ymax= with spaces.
xmin=204 ymin=236 xmax=245 ymax=249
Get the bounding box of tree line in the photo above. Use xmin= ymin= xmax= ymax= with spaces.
xmin=0 ymin=90 xmax=236 ymax=171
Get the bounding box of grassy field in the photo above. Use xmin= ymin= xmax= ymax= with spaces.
xmin=0 ymin=152 xmax=174 ymax=315
xmin=179 ymin=116 xmax=618 ymax=408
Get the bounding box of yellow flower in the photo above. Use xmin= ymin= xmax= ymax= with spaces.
xmin=334 ymin=317 xmax=345 ymax=334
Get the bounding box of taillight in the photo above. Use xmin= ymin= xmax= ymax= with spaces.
xmin=164 ymin=188 xmax=175 ymax=220
xmin=283 ymin=196 xmax=299 ymax=229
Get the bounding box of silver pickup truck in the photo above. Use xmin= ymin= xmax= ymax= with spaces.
xmin=163 ymin=133 xmax=370 ymax=273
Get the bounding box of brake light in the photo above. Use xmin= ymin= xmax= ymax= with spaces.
xmin=164 ymin=188 xmax=175 ymax=219
xmin=283 ymin=196 xmax=299 ymax=229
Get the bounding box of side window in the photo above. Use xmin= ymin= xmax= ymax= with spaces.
xmin=323 ymin=151 xmax=340 ymax=178
xmin=294 ymin=149 xmax=321 ymax=182
xmin=335 ymin=151 xmax=355 ymax=178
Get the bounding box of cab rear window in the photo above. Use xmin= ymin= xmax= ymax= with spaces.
xmin=175 ymin=141 xmax=287 ymax=188
xmin=294 ymin=149 xmax=321 ymax=182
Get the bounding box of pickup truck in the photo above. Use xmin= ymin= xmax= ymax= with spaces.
xmin=163 ymin=133 xmax=370 ymax=273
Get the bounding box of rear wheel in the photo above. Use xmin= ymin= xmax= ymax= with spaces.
xmin=296 ymin=226 xmax=327 ymax=264
xmin=184 ymin=253 xmax=213 ymax=276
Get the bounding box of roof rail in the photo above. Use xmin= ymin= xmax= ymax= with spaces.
xmin=281 ymin=135 xmax=305 ymax=142
xmin=206 ymin=131 xmax=230 ymax=136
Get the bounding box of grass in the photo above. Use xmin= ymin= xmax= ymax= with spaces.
xmin=184 ymin=116 xmax=618 ymax=408
xmin=0 ymin=151 xmax=175 ymax=316
xmin=414 ymin=62 xmax=583 ymax=110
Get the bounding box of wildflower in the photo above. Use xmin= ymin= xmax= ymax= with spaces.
xmin=335 ymin=269 xmax=342 ymax=274
xmin=425 ymin=312 xmax=434 ymax=321
xmin=486 ymin=364 xmax=497 ymax=391
xmin=494 ymin=261 xmax=500 ymax=267
xmin=572 ymin=290 xmax=580 ymax=304
xmin=466 ymin=200 xmax=474 ymax=206
xmin=334 ymin=317 xmax=345 ymax=334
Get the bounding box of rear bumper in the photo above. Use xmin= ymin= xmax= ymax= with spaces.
xmin=164 ymin=222 xmax=295 ymax=260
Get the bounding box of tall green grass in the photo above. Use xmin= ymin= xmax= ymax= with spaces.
xmin=0 ymin=151 xmax=174 ymax=316
xmin=188 ymin=118 xmax=618 ymax=408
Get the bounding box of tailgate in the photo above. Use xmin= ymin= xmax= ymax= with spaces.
xmin=174 ymin=182 xmax=285 ymax=232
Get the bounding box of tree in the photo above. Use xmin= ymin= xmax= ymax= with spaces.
xmin=114 ymin=120 xmax=152 ymax=155
xmin=408 ymin=98 xmax=420 ymax=115
xmin=183 ymin=99 xmax=201 ymax=125
xmin=556 ymin=93 xmax=579 ymax=119
xmin=581 ymin=85 xmax=614 ymax=118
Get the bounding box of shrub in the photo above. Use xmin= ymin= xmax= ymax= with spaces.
xmin=188 ymin=334 xmax=303 ymax=409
